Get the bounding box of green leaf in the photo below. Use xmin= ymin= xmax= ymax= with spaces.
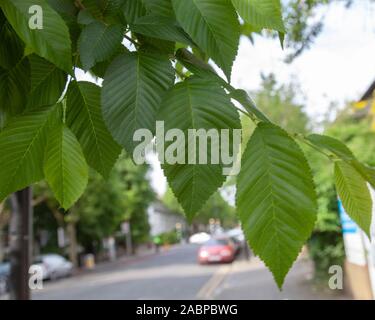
xmin=175 ymin=48 xmax=271 ymax=123
xmin=353 ymin=164 xmax=375 ymax=190
xmin=47 ymin=0 xmax=78 ymax=16
xmin=44 ymin=124 xmax=88 ymax=209
xmin=102 ymin=51 xmax=174 ymax=154
xmin=306 ymin=134 xmax=375 ymax=188
xmin=99 ymin=0 xmax=126 ymax=24
xmin=0 ymin=104 xmax=59 ymax=202
xmin=175 ymin=47 xmax=225 ymax=84
xmin=122 ymin=0 xmax=146 ymax=23
xmin=77 ymin=9 xmax=96 ymax=25
xmin=143 ymin=0 xmax=175 ymax=18
xmin=0 ymin=57 xmax=30 ymax=117
xmin=334 ymin=161 xmax=372 ymax=238
xmin=78 ymin=21 xmax=123 ymax=71
xmin=158 ymin=77 xmax=241 ymax=220
xmin=137 ymin=34 xmax=175 ymax=55
xmin=231 ymin=0 xmax=285 ymax=32
xmin=230 ymin=89 xmax=271 ymax=123
xmin=26 ymin=54 xmax=67 ymax=110
xmin=81 ymin=0 xmax=103 ymax=20
xmin=306 ymin=134 xmax=354 ymax=161
xmin=89 ymin=45 xmax=128 ymax=78
xmin=66 ymin=81 xmax=121 ymax=178
xmin=0 ymin=13 xmax=25 ymax=69
xmin=236 ymin=122 xmax=317 ymax=288
xmin=1 ymin=0 xmax=72 ymax=73
xmin=47 ymin=0 xmax=80 ymax=53
xmin=130 ymin=15 xmax=194 ymax=46
xmin=172 ymin=0 xmax=240 ymax=80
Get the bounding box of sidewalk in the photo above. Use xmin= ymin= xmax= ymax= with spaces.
xmin=74 ymin=244 xmax=178 ymax=276
xmin=210 ymin=257 xmax=351 ymax=300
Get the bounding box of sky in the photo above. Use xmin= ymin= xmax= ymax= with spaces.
xmin=77 ymin=1 xmax=375 ymax=198
xmin=231 ymin=0 xmax=375 ymax=120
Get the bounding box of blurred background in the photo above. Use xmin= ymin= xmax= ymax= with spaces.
xmin=1 ymin=0 xmax=375 ymax=300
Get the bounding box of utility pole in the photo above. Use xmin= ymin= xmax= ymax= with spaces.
xmin=9 ymin=187 xmax=32 ymax=300
xmin=126 ymin=224 xmax=132 ymax=255
xmin=121 ymin=221 xmax=132 ymax=255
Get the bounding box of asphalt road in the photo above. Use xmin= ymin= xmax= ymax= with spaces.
xmin=32 ymin=244 xmax=223 ymax=300
xmin=31 ymin=244 xmax=349 ymax=300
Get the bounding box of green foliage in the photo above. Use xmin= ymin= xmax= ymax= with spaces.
xmin=308 ymin=231 xmax=344 ymax=280
xmin=158 ymin=230 xmax=179 ymax=245
xmin=44 ymin=124 xmax=88 ymax=210
xmin=0 ymin=0 xmax=373 ymax=288
xmin=334 ymin=161 xmax=372 ymax=237
xmin=232 ymin=0 xmax=285 ymax=32
xmin=172 ymin=0 xmax=240 ymax=80
xmin=52 ymin=156 xmax=154 ymax=250
xmin=0 ymin=105 xmax=59 ymax=202
xmin=0 ymin=57 xmax=30 ymax=117
xmin=27 ymin=54 xmax=67 ymax=110
xmin=78 ymin=21 xmax=123 ymax=71
xmin=102 ymin=51 xmax=174 ymax=154
xmin=1 ymin=0 xmax=72 ymax=72
xmin=237 ymin=122 xmax=317 ymax=288
xmin=307 ymin=109 xmax=375 ymax=281
xmin=163 ymin=187 xmax=237 ymax=228
xmin=159 ymin=77 xmax=241 ymax=220
xmin=66 ymin=81 xmax=121 ymax=178
xmin=129 ymin=15 xmax=194 ymax=46
xmin=0 ymin=11 xmax=24 ymax=69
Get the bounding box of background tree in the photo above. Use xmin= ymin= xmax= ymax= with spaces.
xmin=163 ymin=188 xmax=237 ymax=229
xmin=32 ymin=155 xmax=154 ymax=262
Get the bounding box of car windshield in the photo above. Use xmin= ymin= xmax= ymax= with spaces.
xmin=204 ymin=238 xmax=229 ymax=246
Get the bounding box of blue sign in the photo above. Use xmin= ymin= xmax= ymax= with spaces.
xmin=338 ymin=199 xmax=358 ymax=234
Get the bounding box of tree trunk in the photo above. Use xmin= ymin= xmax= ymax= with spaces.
xmin=9 ymin=187 xmax=32 ymax=300
xmin=67 ymin=221 xmax=78 ymax=267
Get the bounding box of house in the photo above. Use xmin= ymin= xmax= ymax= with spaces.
xmin=354 ymin=79 xmax=375 ymax=129
xmin=147 ymin=201 xmax=186 ymax=237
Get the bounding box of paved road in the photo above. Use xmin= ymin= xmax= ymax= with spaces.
xmin=32 ymin=244 xmax=349 ymax=300
xmin=33 ymin=244 xmax=222 ymax=300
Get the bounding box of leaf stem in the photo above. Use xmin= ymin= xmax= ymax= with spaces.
xmin=294 ymin=134 xmax=334 ymax=160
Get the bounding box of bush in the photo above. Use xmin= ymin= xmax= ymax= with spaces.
xmin=158 ymin=230 xmax=180 ymax=245
xmin=308 ymin=230 xmax=345 ymax=281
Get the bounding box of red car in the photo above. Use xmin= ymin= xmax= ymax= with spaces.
xmin=198 ymin=237 xmax=236 ymax=264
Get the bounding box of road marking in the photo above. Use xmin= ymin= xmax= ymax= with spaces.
xmin=196 ymin=264 xmax=232 ymax=300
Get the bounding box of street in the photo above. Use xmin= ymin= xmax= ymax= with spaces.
xmin=31 ymin=244 xmax=348 ymax=300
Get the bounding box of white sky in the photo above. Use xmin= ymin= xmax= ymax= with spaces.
xmin=232 ymin=1 xmax=375 ymax=120
xmin=77 ymin=1 xmax=375 ymax=197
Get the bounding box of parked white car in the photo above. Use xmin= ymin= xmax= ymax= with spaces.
xmin=33 ymin=254 xmax=73 ymax=280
